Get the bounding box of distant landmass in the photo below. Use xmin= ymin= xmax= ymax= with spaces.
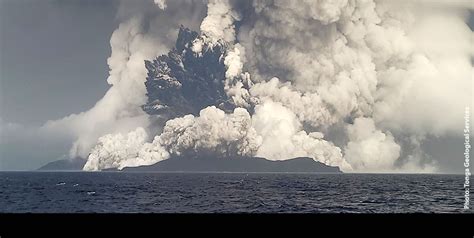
xmin=37 ymin=156 xmax=341 ymax=173
xmin=37 ymin=157 xmax=86 ymax=171
xmin=117 ymin=155 xmax=341 ymax=173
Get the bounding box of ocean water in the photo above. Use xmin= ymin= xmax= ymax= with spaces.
xmin=0 ymin=172 xmax=471 ymax=213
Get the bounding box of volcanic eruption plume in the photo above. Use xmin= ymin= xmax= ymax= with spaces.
xmin=44 ymin=0 xmax=472 ymax=172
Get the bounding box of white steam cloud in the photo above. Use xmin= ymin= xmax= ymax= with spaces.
xmin=200 ymin=0 xmax=240 ymax=44
xmin=37 ymin=0 xmax=471 ymax=173
xmin=41 ymin=0 xmax=207 ymax=160
xmin=43 ymin=16 xmax=164 ymax=159
xmin=84 ymin=106 xmax=260 ymax=171
xmin=84 ymin=127 xmax=167 ymax=171
xmin=153 ymin=0 xmax=167 ymax=10
xmin=344 ymin=117 xmax=400 ymax=172
xmin=252 ymin=100 xmax=352 ymax=171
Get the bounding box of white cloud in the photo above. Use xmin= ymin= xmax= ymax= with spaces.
xmin=44 ymin=0 xmax=472 ymax=173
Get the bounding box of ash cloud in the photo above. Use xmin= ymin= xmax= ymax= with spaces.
xmin=34 ymin=0 xmax=472 ymax=173
xmin=42 ymin=0 xmax=208 ymax=159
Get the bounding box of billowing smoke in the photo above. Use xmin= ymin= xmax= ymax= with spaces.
xmin=84 ymin=127 xmax=167 ymax=171
xmin=344 ymin=117 xmax=400 ymax=172
xmin=159 ymin=106 xmax=261 ymax=157
xmin=84 ymin=106 xmax=260 ymax=171
xmin=199 ymin=0 xmax=240 ymax=43
xmin=153 ymin=0 xmax=167 ymax=10
xmin=53 ymin=0 xmax=471 ymax=173
xmin=42 ymin=0 xmax=208 ymax=159
xmin=252 ymin=100 xmax=352 ymax=171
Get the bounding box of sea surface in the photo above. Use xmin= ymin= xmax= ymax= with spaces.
xmin=0 ymin=172 xmax=471 ymax=213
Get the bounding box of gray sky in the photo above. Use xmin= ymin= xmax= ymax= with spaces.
xmin=0 ymin=0 xmax=118 ymax=126
xmin=0 ymin=0 xmax=472 ymax=173
xmin=0 ymin=0 xmax=120 ymax=170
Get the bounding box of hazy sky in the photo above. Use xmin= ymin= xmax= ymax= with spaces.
xmin=0 ymin=0 xmax=472 ymax=173
xmin=0 ymin=0 xmax=118 ymax=126
xmin=0 ymin=0 xmax=121 ymax=170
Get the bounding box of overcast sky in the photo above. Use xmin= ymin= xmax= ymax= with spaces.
xmin=0 ymin=0 xmax=118 ymax=126
xmin=0 ymin=0 xmax=472 ymax=173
